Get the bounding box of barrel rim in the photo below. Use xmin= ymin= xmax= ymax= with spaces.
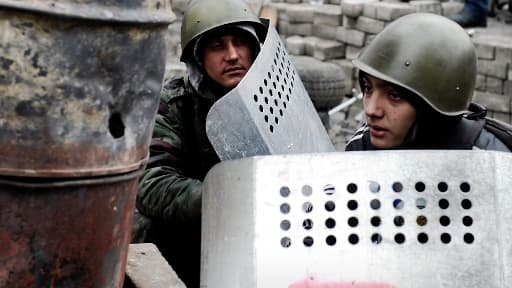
xmin=0 ymin=167 xmax=144 ymax=188
xmin=0 ymin=154 xmax=149 ymax=178
xmin=0 ymin=0 xmax=176 ymax=23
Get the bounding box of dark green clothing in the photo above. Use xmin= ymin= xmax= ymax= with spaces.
xmin=136 ymin=77 xmax=220 ymax=288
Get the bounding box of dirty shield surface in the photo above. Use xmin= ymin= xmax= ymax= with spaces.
xmin=202 ymin=150 xmax=512 ymax=288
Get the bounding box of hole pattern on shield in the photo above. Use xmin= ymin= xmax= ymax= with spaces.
xmin=278 ymin=181 xmax=475 ymax=248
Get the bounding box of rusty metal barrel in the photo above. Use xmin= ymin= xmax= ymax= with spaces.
xmin=0 ymin=0 xmax=175 ymax=177
xmin=0 ymin=171 xmax=142 ymax=287
xmin=0 ymin=1 xmax=174 ymax=287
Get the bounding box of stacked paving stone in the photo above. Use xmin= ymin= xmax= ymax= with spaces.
xmin=473 ymin=34 xmax=512 ymax=123
xmin=268 ymin=0 xmax=465 ymax=99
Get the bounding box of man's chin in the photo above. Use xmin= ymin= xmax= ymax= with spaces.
xmin=221 ymin=77 xmax=244 ymax=89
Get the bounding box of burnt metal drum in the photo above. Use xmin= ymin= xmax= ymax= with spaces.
xmin=202 ymin=150 xmax=512 ymax=287
xmin=0 ymin=1 xmax=173 ymax=177
xmin=0 ymin=170 xmax=141 ymax=288
xmin=205 ymin=22 xmax=334 ymax=161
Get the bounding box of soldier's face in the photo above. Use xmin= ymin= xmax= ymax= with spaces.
xmin=362 ymin=74 xmax=417 ymax=149
xmin=202 ymin=33 xmax=254 ymax=89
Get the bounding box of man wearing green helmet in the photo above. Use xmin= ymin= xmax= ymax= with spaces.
xmin=134 ymin=0 xmax=266 ymax=287
xmin=346 ymin=13 xmax=511 ymax=152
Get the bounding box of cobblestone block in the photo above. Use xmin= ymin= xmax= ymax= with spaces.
xmin=346 ymin=45 xmax=363 ymax=60
xmin=441 ymin=2 xmax=464 ymax=16
xmin=473 ymin=91 xmax=511 ymax=113
xmin=505 ymin=80 xmax=512 ymax=95
xmin=313 ymin=39 xmax=346 ymax=60
xmin=286 ymin=3 xmax=317 ymax=23
xmin=336 ymin=27 xmax=366 ymax=47
xmin=343 ymin=16 xmax=359 ymax=29
xmin=313 ymin=24 xmax=338 ymax=40
xmin=341 ymin=0 xmax=368 ymax=17
xmin=496 ymin=46 xmax=512 ymax=65
xmin=486 ymin=76 xmax=504 ymax=94
xmin=278 ymin=20 xmax=290 ymax=35
xmin=356 ymin=16 xmax=386 ymax=34
xmin=288 ymin=23 xmax=313 ymax=36
xmin=410 ymin=0 xmax=442 ymax=14
xmin=286 ymin=35 xmax=306 ymax=55
xmin=477 ymin=59 xmax=509 ymax=79
xmin=314 ymin=5 xmax=343 ymax=26
xmin=125 ymin=244 xmax=186 ymax=288
xmin=474 ymin=41 xmax=496 ymax=60
xmin=473 ymin=34 xmax=512 ymax=64
xmin=373 ymin=2 xmax=415 ymax=21
xmin=475 ymin=74 xmax=486 ymax=91
xmin=304 ymin=36 xmax=318 ymax=56
xmin=365 ymin=33 xmax=376 ymax=46
xmin=363 ymin=2 xmax=379 ymax=18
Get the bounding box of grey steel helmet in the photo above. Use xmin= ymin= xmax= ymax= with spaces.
xmin=353 ymin=13 xmax=477 ymax=116
xmin=180 ymin=0 xmax=267 ymax=62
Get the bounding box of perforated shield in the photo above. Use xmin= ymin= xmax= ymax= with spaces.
xmin=205 ymin=23 xmax=334 ymax=160
xmin=201 ymin=150 xmax=512 ymax=287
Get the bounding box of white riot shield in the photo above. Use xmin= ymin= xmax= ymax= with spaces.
xmin=205 ymin=22 xmax=335 ymax=160
xmin=202 ymin=150 xmax=512 ymax=288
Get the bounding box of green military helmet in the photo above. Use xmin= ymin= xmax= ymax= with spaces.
xmin=353 ymin=13 xmax=477 ymax=116
xmin=180 ymin=0 xmax=267 ymax=62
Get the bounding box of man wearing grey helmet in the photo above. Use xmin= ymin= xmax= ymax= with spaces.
xmin=134 ymin=0 xmax=266 ymax=286
xmin=346 ymin=13 xmax=511 ymax=152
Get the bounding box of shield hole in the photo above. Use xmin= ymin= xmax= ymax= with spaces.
xmin=395 ymin=233 xmax=406 ymax=244
xmin=371 ymin=216 xmax=381 ymax=227
xmin=281 ymin=237 xmax=291 ymax=248
xmin=303 ymin=236 xmax=314 ymax=247
xmin=438 ymin=182 xmax=448 ymax=192
xmin=323 ymin=184 xmax=336 ymax=195
xmin=371 ymin=233 xmax=383 ymax=244
xmin=417 ymin=232 xmax=429 ymax=244
xmin=462 ymin=216 xmax=473 ymax=226
xmin=302 ymin=202 xmax=313 ymax=213
xmin=348 ymin=216 xmax=359 ymax=227
xmin=280 ymin=219 xmax=290 ymax=231
xmin=394 ymin=216 xmax=404 ymax=227
xmin=439 ymin=198 xmax=450 ymax=209
xmin=441 ymin=233 xmax=451 ymax=244
xmin=416 ymin=215 xmax=427 ymax=226
xmin=347 ymin=200 xmax=358 ymax=210
xmin=439 ymin=215 xmax=451 ymax=226
xmin=415 ymin=181 xmax=426 ymax=192
xmin=348 ymin=234 xmax=359 ymax=245
xmin=325 ymin=201 xmax=335 ymax=212
xmin=326 ymin=235 xmax=337 ymax=246
xmin=460 ymin=182 xmax=471 ymax=192
xmin=303 ymin=219 xmax=313 ymax=230
xmin=325 ymin=218 xmax=336 ymax=229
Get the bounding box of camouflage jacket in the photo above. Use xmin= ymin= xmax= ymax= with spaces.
xmin=135 ymin=77 xmax=219 ymax=288
xmin=137 ymin=76 xmax=219 ymax=222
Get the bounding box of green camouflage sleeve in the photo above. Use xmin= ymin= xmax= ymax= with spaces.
xmin=136 ymin=79 xmax=202 ymax=224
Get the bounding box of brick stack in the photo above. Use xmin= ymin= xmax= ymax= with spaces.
xmin=473 ymin=35 xmax=512 ymax=123
xmin=269 ymin=0 xmax=466 ymax=98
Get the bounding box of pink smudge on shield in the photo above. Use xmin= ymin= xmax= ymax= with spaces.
xmin=289 ymin=278 xmax=396 ymax=288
